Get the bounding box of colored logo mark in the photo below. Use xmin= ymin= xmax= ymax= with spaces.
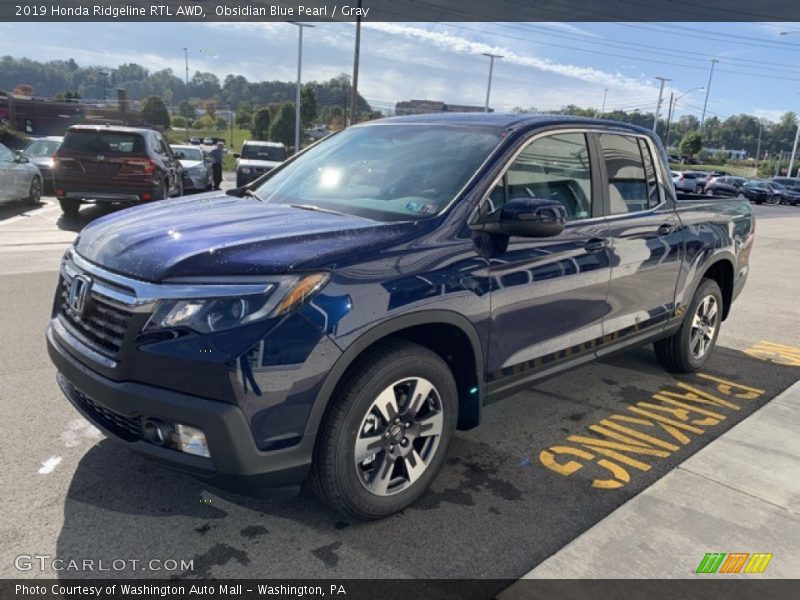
xmin=696 ymin=552 xmax=773 ymax=574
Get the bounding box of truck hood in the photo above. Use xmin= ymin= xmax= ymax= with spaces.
xmin=75 ymin=194 xmax=421 ymax=281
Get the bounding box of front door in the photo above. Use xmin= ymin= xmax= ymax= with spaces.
xmin=475 ymin=131 xmax=613 ymax=395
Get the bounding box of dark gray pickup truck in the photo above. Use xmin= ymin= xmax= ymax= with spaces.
xmin=47 ymin=114 xmax=754 ymax=519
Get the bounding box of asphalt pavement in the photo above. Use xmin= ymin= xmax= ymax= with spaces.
xmin=0 ymin=192 xmax=798 ymax=587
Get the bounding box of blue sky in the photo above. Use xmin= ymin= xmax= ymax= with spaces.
xmin=2 ymin=21 xmax=800 ymax=121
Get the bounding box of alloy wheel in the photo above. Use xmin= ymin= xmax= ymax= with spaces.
xmin=689 ymin=295 xmax=719 ymax=359
xmin=354 ymin=377 xmax=444 ymax=497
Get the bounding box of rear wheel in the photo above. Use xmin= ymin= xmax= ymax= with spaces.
xmin=767 ymin=194 xmax=781 ymax=205
xmin=654 ymin=278 xmax=723 ymax=373
xmin=27 ymin=177 xmax=41 ymax=205
xmin=308 ymin=340 xmax=458 ymax=519
xmin=58 ymin=198 xmax=80 ymax=216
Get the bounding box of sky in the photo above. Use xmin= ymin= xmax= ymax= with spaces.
xmin=2 ymin=21 xmax=800 ymax=122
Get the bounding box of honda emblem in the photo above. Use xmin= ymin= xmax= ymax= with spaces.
xmin=68 ymin=274 xmax=92 ymax=315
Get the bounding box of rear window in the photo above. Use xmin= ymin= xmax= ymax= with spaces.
xmin=61 ymin=130 xmax=146 ymax=155
xmin=242 ymin=144 xmax=286 ymax=161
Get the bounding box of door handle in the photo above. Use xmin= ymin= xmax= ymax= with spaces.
xmin=657 ymin=223 xmax=675 ymax=236
xmin=584 ymin=238 xmax=609 ymax=253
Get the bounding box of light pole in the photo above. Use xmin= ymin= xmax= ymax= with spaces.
xmin=482 ymin=53 xmax=503 ymax=113
xmin=98 ymin=71 xmax=108 ymax=102
xmin=756 ymin=118 xmax=764 ymax=165
xmin=665 ymin=86 xmax=704 ymax=149
xmin=349 ymin=0 xmax=362 ymax=126
xmin=788 ymin=122 xmax=800 ymax=178
xmin=183 ymin=47 xmax=189 ymax=143
xmin=700 ymin=58 xmax=718 ymax=130
xmin=291 ymin=22 xmax=314 ymax=154
xmin=601 ymin=88 xmax=608 ymax=114
xmin=653 ymin=76 xmax=671 ymax=132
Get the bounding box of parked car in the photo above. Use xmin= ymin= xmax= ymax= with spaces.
xmin=202 ymin=137 xmax=215 ymax=145
xmin=683 ymin=171 xmax=712 ymax=192
xmin=188 ymin=137 xmax=202 ymax=145
xmin=741 ymin=180 xmax=774 ymax=204
xmin=703 ymin=176 xmax=748 ymax=197
xmin=763 ymin=180 xmax=800 ymax=205
xmin=672 ymin=170 xmax=700 ymax=193
xmin=0 ymin=142 xmax=42 ymax=206
xmin=47 ymin=114 xmax=754 ymax=519
xmin=770 ymin=177 xmax=800 ymax=193
xmin=53 ymin=125 xmax=183 ymax=216
xmin=21 ymin=136 xmax=62 ymax=191
xmin=171 ymin=144 xmax=213 ymax=193
xmin=234 ymin=140 xmax=287 ymax=187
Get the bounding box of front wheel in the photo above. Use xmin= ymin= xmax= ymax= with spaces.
xmin=27 ymin=177 xmax=42 ymax=205
xmin=654 ymin=278 xmax=723 ymax=373
xmin=767 ymin=194 xmax=781 ymax=205
xmin=309 ymin=340 xmax=458 ymax=519
xmin=58 ymin=198 xmax=80 ymax=216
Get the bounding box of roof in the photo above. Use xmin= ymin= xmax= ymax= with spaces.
xmin=373 ymin=112 xmax=652 ymax=136
xmin=66 ymin=124 xmax=153 ymax=134
xmin=243 ymin=140 xmax=285 ymax=147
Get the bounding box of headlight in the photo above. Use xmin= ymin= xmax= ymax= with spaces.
xmin=143 ymin=273 xmax=329 ymax=334
xmin=240 ymin=167 xmax=251 ymax=174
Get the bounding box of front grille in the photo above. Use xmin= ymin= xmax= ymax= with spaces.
xmin=58 ymin=276 xmax=134 ymax=356
xmin=72 ymin=386 xmax=142 ymax=442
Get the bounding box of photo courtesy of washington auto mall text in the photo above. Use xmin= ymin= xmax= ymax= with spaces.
xmin=1 ymin=0 xmax=800 ymax=599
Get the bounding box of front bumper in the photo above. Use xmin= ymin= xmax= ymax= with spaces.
xmin=47 ymin=326 xmax=311 ymax=498
xmin=182 ymin=171 xmax=209 ymax=192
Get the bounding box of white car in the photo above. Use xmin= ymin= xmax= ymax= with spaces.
xmin=234 ymin=140 xmax=287 ymax=187
xmin=672 ymin=171 xmax=701 ymax=193
xmin=0 ymin=142 xmax=42 ymax=206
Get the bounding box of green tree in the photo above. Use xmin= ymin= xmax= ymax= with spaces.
xmin=235 ymin=103 xmax=253 ymax=128
xmin=215 ymin=116 xmax=228 ymax=131
xmin=679 ymin=130 xmax=703 ymax=157
xmin=171 ymin=115 xmax=187 ymax=129
xmin=250 ymin=107 xmax=272 ymax=141
xmin=300 ymin=85 xmax=317 ymax=129
xmin=269 ymin=102 xmax=296 ymax=148
xmin=141 ymin=96 xmax=171 ymax=129
xmin=178 ymin=100 xmax=197 ymax=122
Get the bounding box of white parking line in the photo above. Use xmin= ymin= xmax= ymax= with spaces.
xmin=0 ymin=199 xmax=58 ymax=227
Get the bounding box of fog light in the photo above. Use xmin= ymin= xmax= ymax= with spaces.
xmin=175 ymin=424 xmax=210 ymax=457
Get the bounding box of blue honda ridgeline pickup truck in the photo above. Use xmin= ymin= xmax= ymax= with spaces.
xmin=47 ymin=114 xmax=754 ymax=519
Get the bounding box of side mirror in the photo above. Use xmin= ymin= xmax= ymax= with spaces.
xmin=233 ymin=153 xmax=240 ymax=159
xmin=14 ymin=151 xmax=29 ymax=163
xmin=474 ymin=197 xmax=567 ymax=238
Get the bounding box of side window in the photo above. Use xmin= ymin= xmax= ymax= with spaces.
xmin=481 ymin=133 xmax=592 ymax=221
xmin=0 ymin=143 xmax=13 ymax=162
xmin=600 ymin=134 xmax=658 ymax=214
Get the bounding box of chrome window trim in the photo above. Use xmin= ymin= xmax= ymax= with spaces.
xmin=469 ymin=127 xmax=670 ymax=227
xmin=64 ymin=249 xmax=274 ymax=314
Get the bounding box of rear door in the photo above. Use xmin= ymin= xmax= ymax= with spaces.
xmin=0 ymin=143 xmax=15 ymax=201
xmin=595 ymin=133 xmax=683 ymax=352
xmin=478 ymin=131 xmax=613 ymax=394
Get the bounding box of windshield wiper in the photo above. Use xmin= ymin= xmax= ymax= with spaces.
xmin=290 ymin=204 xmax=349 ymax=217
xmin=244 ymin=189 xmax=263 ymax=201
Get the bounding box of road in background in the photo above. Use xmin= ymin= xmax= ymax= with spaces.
xmin=0 ymin=196 xmax=797 ymax=585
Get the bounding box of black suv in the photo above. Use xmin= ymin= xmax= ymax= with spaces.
xmin=54 ymin=125 xmax=183 ymax=215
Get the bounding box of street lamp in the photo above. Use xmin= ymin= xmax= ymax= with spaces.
xmin=665 ymin=86 xmax=704 ymax=149
xmin=183 ymin=47 xmax=190 ymax=143
xmin=290 ymin=22 xmax=314 ymax=155
xmin=97 ymin=71 xmax=109 ymax=102
xmin=481 ymin=53 xmax=503 ymax=113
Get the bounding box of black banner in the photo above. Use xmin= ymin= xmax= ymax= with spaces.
xmin=4 ymin=0 xmax=800 ymax=22
xmin=4 ymin=579 xmax=800 ymax=600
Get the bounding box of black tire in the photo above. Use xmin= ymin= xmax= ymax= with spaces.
xmin=654 ymin=278 xmax=723 ymax=373
xmin=767 ymin=194 xmax=781 ymax=206
xmin=58 ymin=198 xmax=80 ymax=216
xmin=308 ymin=339 xmax=458 ymax=520
xmin=27 ymin=176 xmax=42 ymax=205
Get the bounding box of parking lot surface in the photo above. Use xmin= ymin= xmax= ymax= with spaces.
xmin=0 ymin=194 xmax=797 ymax=583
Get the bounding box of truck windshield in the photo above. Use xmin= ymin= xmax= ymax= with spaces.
xmin=252 ymin=124 xmax=502 ymax=222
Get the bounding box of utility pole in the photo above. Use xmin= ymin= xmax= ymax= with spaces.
xmin=349 ymin=0 xmax=362 ymax=126
xmin=788 ymin=122 xmax=800 ymax=178
xmin=775 ymin=150 xmax=784 ymax=177
xmin=229 ymin=102 xmax=234 ymax=147
xmin=664 ymin=92 xmax=675 ymax=149
xmin=653 ymin=76 xmax=671 ymax=133
xmin=700 ymin=58 xmax=718 ymax=130
xmin=183 ymin=47 xmax=189 ymax=143
xmin=756 ymin=119 xmax=763 ymax=165
xmin=482 ymin=53 xmax=503 ymax=113
xmin=291 ymin=23 xmax=314 ymax=154
xmin=666 ymin=86 xmax=704 ymax=151
xmin=601 ymin=88 xmax=608 ymax=114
